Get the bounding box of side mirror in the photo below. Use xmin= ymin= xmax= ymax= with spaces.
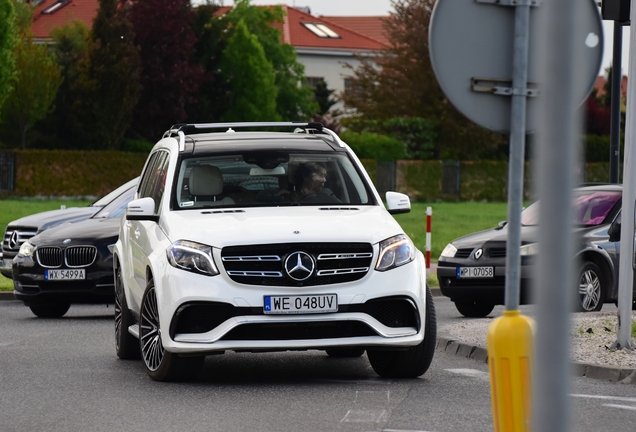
xmin=608 ymin=218 xmax=621 ymax=242
xmin=386 ymin=191 xmax=411 ymax=215
xmin=496 ymin=220 xmax=507 ymax=230
xmin=126 ymin=197 xmax=159 ymax=222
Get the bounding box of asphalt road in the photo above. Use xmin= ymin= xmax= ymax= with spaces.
xmin=1 ymin=298 xmax=635 ymax=432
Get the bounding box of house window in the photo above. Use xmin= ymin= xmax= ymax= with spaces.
xmin=305 ymin=77 xmax=325 ymax=88
xmin=302 ymin=23 xmax=341 ymax=39
xmin=343 ymin=78 xmax=353 ymax=95
xmin=41 ymin=0 xmax=72 ymax=15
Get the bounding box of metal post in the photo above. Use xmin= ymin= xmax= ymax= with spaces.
xmin=504 ymin=0 xmax=530 ymax=312
xmin=533 ymin=0 xmax=580 ymax=429
xmin=609 ymin=23 xmax=623 ymax=184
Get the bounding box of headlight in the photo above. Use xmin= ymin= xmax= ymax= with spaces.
xmin=520 ymin=243 xmax=538 ymax=256
xmin=17 ymin=242 xmax=35 ymax=258
xmin=440 ymin=243 xmax=457 ymax=258
xmin=167 ymin=240 xmax=219 ymax=276
xmin=375 ymin=234 xmax=415 ymax=271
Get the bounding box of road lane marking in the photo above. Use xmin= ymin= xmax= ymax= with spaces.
xmin=602 ymin=404 xmax=636 ymax=411
xmin=340 ymin=409 xmax=387 ymax=423
xmin=444 ymin=368 xmax=490 ymax=381
xmin=570 ymin=394 xmax=636 ymax=403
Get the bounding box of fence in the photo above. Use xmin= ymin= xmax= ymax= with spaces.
xmin=0 ymin=150 xmax=14 ymax=192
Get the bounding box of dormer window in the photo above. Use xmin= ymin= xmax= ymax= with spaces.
xmin=41 ymin=0 xmax=72 ymax=15
xmin=29 ymin=0 xmax=46 ymax=6
xmin=302 ymin=23 xmax=340 ymax=39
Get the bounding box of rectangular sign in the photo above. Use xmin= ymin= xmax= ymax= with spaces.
xmin=457 ymin=266 xmax=494 ymax=279
xmin=264 ymin=294 xmax=337 ymax=314
xmin=45 ymin=269 xmax=86 ymax=280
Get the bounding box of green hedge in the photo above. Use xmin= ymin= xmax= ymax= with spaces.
xmin=13 ymin=150 xmax=147 ymax=197
xmin=1 ymin=150 xmax=620 ymax=200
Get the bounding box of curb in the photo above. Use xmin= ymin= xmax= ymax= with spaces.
xmin=435 ymin=336 xmax=636 ymax=384
xmin=0 ymin=291 xmax=15 ymax=301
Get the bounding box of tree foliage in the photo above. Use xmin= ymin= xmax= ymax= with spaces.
xmin=341 ymin=0 xmax=505 ymax=160
xmin=314 ymin=80 xmax=337 ymax=116
xmin=0 ymin=0 xmax=17 ymax=120
xmin=220 ymin=19 xmax=278 ymax=121
xmin=73 ymin=0 xmax=141 ymax=150
xmin=127 ymin=0 xmax=201 ymax=140
xmin=223 ymin=0 xmax=317 ymax=120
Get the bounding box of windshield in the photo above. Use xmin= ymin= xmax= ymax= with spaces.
xmin=521 ymin=190 xmax=621 ymax=226
xmin=93 ymin=186 xmax=136 ymax=218
xmin=173 ymin=151 xmax=374 ymax=210
xmin=92 ymin=177 xmax=139 ymax=207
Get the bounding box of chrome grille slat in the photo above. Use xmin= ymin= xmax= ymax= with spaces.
xmin=222 ymin=255 xmax=281 ymax=262
xmin=316 ymin=267 xmax=369 ymax=276
xmin=317 ymin=253 xmax=373 ymax=260
xmin=226 ymin=270 xmax=283 ymax=277
xmin=3 ymin=227 xmax=38 ymax=251
xmin=36 ymin=247 xmax=63 ymax=268
xmin=65 ymin=246 xmax=97 ymax=268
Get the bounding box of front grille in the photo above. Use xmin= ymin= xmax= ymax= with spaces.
xmin=221 ymin=321 xmax=377 ymax=341
xmin=3 ymin=226 xmax=37 ymax=253
xmin=221 ymin=243 xmax=374 ymax=286
xmin=36 ymin=246 xmax=97 ymax=268
xmin=489 ymin=248 xmax=506 ymax=258
xmin=36 ymin=247 xmax=63 ymax=268
xmin=454 ymin=248 xmax=473 ymax=259
xmin=65 ymin=246 xmax=97 ymax=267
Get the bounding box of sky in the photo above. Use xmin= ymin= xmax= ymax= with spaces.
xmin=201 ymin=0 xmax=628 ymax=77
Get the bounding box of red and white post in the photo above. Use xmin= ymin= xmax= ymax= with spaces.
xmin=425 ymin=206 xmax=432 ymax=278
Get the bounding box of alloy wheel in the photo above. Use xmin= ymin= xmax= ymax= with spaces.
xmin=114 ymin=266 xmax=123 ymax=351
xmin=140 ymin=286 xmax=164 ymax=372
xmin=579 ymin=269 xmax=601 ymax=311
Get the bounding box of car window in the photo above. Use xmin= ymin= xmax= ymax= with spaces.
xmin=522 ymin=190 xmax=621 ymax=226
xmin=173 ymin=151 xmax=374 ymax=210
xmin=140 ymin=151 xmax=170 ymax=213
xmin=93 ymin=186 xmax=136 ymax=219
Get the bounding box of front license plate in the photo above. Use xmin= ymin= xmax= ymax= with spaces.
xmin=457 ymin=267 xmax=494 ymax=279
xmin=45 ymin=269 xmax=86 ymax=280
xmin=264 ymin=294 xmax=338 ymax=314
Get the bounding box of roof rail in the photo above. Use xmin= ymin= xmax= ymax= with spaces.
xmin=165 ymin=122 xmax=324 ymax=136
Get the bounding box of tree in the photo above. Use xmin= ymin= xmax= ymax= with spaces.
xmin=220 ymin=19 xmax=278 ymax=121
xmin=0 ymin=0 xmax=16 ymax=119
xmin=313 ymin=80 xmax=337 ymax=116
xmin=33 ymin=21 xmax=90 ymax=149
xmin=223 ymin=0 xmax=318 ymax=120
xmin=0 ymin=1 xmax=62 ymax=149
xmin=127 ymin=0 xmax=201 ymax=140
xmin=73 ymin=0 xmax=141 ymax=150
xmin=341 ymin=0 xmax=505 ymax=160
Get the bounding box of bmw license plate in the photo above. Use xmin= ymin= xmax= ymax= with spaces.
xmin=264 ymin=294 xmax=337 ymax=314
xmin=457 ymin=267 xmax=494 ymax=278
xmin=45 ymin=269 xmax=85 ymax=280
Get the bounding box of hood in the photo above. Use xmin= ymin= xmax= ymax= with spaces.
xmin=450 ymin=224 xmax=539 ymax=248
xmin=30 ymin=217 xmax=121 ymax=247
xmin=160 ymin=206 xmax=404 ymax=249
xmin=8 ymin=207 xmax=99 ymax=233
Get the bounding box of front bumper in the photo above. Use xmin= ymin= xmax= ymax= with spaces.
xmin=151 ymin=253 xmax=430 ymax=355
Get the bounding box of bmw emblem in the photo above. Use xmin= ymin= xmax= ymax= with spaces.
xmin=474 ymin=248 xmax=483 ymax=260
xmin=284 ymin=251 xmax=315 ymax=281
xmin=63 ymin=239 xmax=72 ymax=244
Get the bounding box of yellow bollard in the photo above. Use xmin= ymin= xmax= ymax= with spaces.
xmin=487 ymin=310 xmax=535 ymax=432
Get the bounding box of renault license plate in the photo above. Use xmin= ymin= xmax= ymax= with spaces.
xmin=45 ymin=269 xmax=85 ymax=280
xmin=457 ymin=267 xmax=493 ymax=278
xmin=264 ymin=294 xmax=337 ymax=314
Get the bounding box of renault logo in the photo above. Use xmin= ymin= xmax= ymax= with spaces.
xmin=8 ymin=231 xmax=19 ymax=249
xmin=284 ymin=251 xmax=315 ymax=281
xmin=474 ymin=248 xmax=483 ymax=260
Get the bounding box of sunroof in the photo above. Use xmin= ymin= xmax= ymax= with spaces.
xmin=302 ymin=22 xmax=340 ymax=39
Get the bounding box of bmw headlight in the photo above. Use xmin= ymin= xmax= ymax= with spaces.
xmin=440 ymin=243 xmax=457 ymax=258
xmin=375 ymin=234 xmax=415 ymax=271
xmin=17 ymin=241 xmax=35 ymax=258
xmin=520 ymin=243 xmax=538 ymax=256
xmin=167 ymin=240 xmax=219 ymax=276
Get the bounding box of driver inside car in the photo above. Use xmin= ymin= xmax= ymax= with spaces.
xmin=292 ymin=162 xmax=341 ymax=203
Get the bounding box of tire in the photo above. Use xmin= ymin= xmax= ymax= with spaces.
xmin=139 ymin=280 xmax=204 ymax=381
xmin=577 ymin=262 xmax=604 ymax=312
xmin=115 ymin=262 xmax=140 ymax=360
xmin=29 ymin=304 xmax=70 ymax=318
xmin=326 ymin=348 xmax=366 ymax=358
xmin=367 ymin=287 xmax=437 ymax=378
xmin=454 ymin=301 xmax=495 ymax=318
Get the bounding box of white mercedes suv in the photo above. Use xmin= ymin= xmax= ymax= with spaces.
xmin=114 ymin=122 xmax=436 ymax=381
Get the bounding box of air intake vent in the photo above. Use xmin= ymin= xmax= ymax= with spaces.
xmin=489 ymin=248 xmax=506 ymax=258
xmin=454 ymin=248 xmax=473 ymax=259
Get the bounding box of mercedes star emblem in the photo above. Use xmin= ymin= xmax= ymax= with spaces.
xmin=474 ymin=248 xmax=483 ymax=260
xmin=284 ymin=251 xmax=315 ymax=281
xmin=8 ymin=231 xmax=19 ymax=249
